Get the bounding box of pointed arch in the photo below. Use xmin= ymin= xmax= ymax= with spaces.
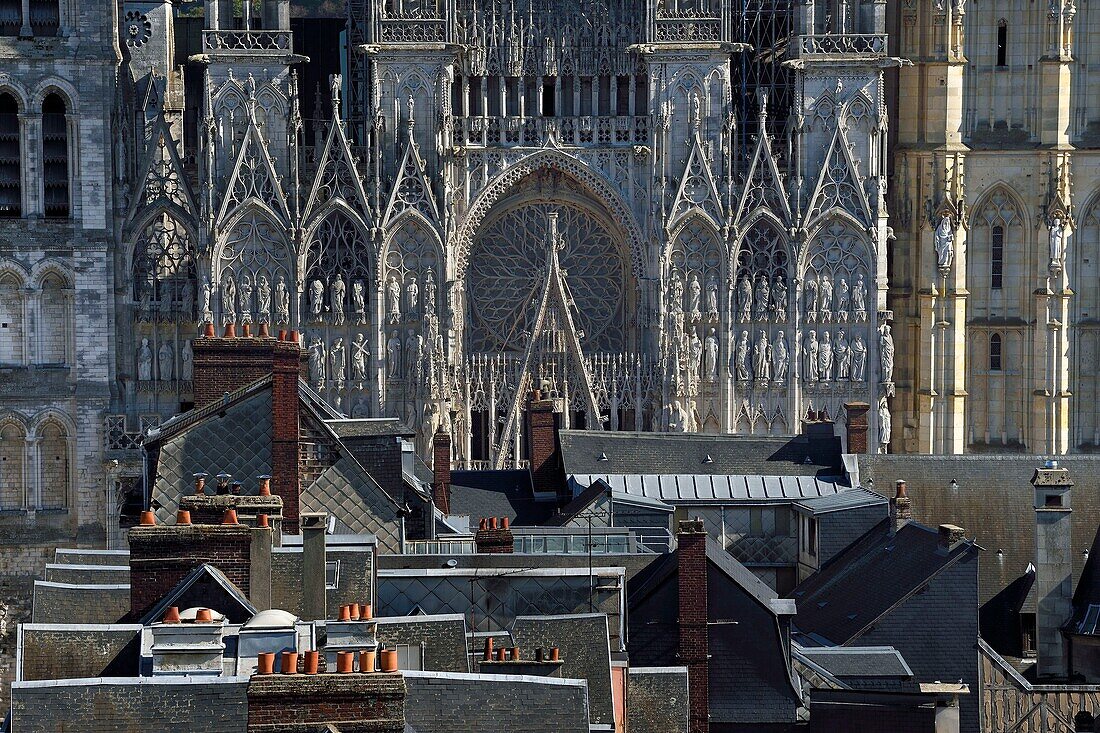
xmin=129 ymin=211 xmax=198 ymax=318
xmin=733 ymin=217 xmax=792 ymax=326
xmin=801 ymin=217 xmax=873 ymax=327
xmin=669 ymin=134 xmax=725 ymax=230
xmin=302 ymin=114 xmax=372 ymax=225
xmin=0 ymin=266 xmax=26 ymax=366
xmin=735 ymin=132 xmax=791 ymax=226
xmin=381 ymin=212 xmax=444 ymax=333
xmin=214 ymin=208 xmax=294 ymax=326
xmin=0 ymin=414 xmax=27 ymax=510
xmin=125 ymin=117 xmax=198 ymax=228
xmin=968 ymin=184 xmax=1026 ymax=311
xmin=303 ymin=207 xmax=374 ymax=323
xmin=33 ymin=414 xmax=70 ymax=510
xmin=804 ymin=126 xmax=872 ymax=229
xmin=216 ymin=119 xmax=291 ymax=228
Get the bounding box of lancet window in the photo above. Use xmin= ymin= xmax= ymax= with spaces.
xmin=132 ymin=215 xmax=197 ymax=322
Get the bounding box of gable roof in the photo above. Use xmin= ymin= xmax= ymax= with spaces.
xmin=140 ymin=563 xmax=256 ymax=625
xmin=447 ymin=470 xmax=556 ymax=527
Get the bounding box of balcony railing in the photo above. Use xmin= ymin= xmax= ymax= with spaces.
xmin=378 ymin=18 xmax=446 ymax=44
xmin=202 ymin=30 xmax=293 ymax=54
xmin=796 ymin=33 xmax=887 ymax=57
xmin=654 ymin=17 xmax=722 ymax=42
xmin=456 ymin=115 xmax=649 ymax=148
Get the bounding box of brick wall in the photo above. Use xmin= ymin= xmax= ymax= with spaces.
xmin=677 ymin=519 xmax=709 ymax=733
xmin=844 ymin=401 xmax=870 ymax=454
xmin=432 ymin=430 xmax=451 ymax=514
xmin=527 ymin=392 xmax=563 ymax=498
xmin=271 ymin=548 xmax=374 ymax=620
xmin=31 ymin=582 xmax=130 ymax=624
xmin=246 ymin=673 xmax=405 ymax=732
xmin=375 ymin=617 xmax=470 ymax=673
xmin=127 ymin=524 xmax=253 ymax=620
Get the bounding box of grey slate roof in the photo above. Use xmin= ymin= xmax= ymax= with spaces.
xmin=795 ymin=645 xmax=913 ymax=679
xmin=794 ymin=488 xmax=888 ymax=515
xmin=324 ymin=417 xmax=414 ymax=438
xmin=447 ymin=470 xmax=557 ymax=526
xmin=571 ymin=473 xmax=847 ymax=504
xmin=299 ymin=450 xmax=403 ymax=551
xmin=559 ymin=425 xmax=844 ymax=477
xmin=856 ymin=454 xmax=1100 ymax=612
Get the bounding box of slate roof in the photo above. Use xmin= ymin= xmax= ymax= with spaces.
xmin=1069 ymin=526 xmax=1100 ymax=635
xmin=790 ymin=520 xmax=978 ymax=645
xmin=856 ymin=454 xmax=1100 ymax=612
xmin=447 ymin=470 xmax=558 ymax=526
xmin=794 ymin=488 xmax=888 ymax=515
xmin=571 ymin=473 xmax=847 ymax=504
xmin=559 ymin=425 xmax=844 ymax=477
xmin=299 ymin=449 xmax=403 ymax=550
xmin=324 ymin=418 xmax=414 ymax=439
xmin=795 ymin=646 xmax=913 ymax=678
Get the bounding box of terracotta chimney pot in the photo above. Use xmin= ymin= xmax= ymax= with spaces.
xmin=256 ymin=652 xmax=276 ymax=675
xmin=361 ymin=603 xmax=372 ymax=620
xmin=338 ymin=605 xmax=351 ymax=621
xmin=304 ymin=650 xmax=319 ymax=675
xmin=483 ymin=637 xmax=494 ymax=661
xmin=140 ymin=510 xmax=156 ymax=526
xmin=380 ymin=648 xmax=399 ymax=673
xmin=510 ymin=647 xmax=520 ymax=661
xmin=203 ymin=322 xmax=216 ymax=337
xmin=258 ymin=322 xmax=269 ymax=338
xmin=550 ymin=647 xmax=560 ymax=662
xmin=224 ymin=323 xmax=236 ymax=338
xmin=222 ymin=508 xmax=239 ymax=525
xmin=257 ymin=513 xmax=270 ymax=528
xmin=162 ymin=606 xmax=181 ymax=623
xmin=502 ymin=517 xmax=511 ymax=530
xmin=258 ymin=475 xmax=271 ymax=496
xmin=289 ymin=330 xmax=300 ymax=343
xmin=337 ymin=650 xmax=355 ymax=674
xmin=278 ymin=329 xmax=287 ymax=341
xmin=195 ymin=608 xmax=213 ymax=623
xmin=490 ymin=517 xmax=499 ymax=530
xmin=280 ymin=651 xmax=299 ymax=674
xmin=176 ymin=509 xmax=191 ymax=525
xmin=350 ymin=602 xmax=361 ymax=620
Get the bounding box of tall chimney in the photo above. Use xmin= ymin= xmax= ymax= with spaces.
xmin=432 ymin=428 xmax=452 ymax=515
xmin=301 ymin=512 xmax=328 ymax=621
xmin=889 ymin=480 xmax=912 ymax=535
xmin=677 ymin=518 xmax=709 ymax=733
xmin=844 ymin=401 xmax=870 ymax=454
xmin=527 ymin=390 xmax=564 ymax=499
xmin=1032 ymin=461 xmax=1074 ymax=679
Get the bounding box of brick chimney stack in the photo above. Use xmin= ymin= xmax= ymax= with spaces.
xmin=677 ymin=518 xmax=709 ymax=733
xmin=527 ymin=390 xmax=564 ymax=499
xmin=475 ymin=517 xmax=514 ymax=554
xmin=889 ymin=479 xmax=912 ymax=535
xmin=844 ymin=401 xmax=870 ymax=454
xmin=432 ymin=428 xmax=451 ymax=515
xmin=246 ymin=672 xmax=406 ymax=732
xmin=1032 ymin=460 xmax=1074 ymax=679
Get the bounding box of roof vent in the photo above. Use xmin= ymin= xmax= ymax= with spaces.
xmin=702 ymin=454 xmax=713 ymax=464
xmin=803 ymin=456 xmax=812 ymax=464
xmin=949 ymin=479 xmax=959 ymax=490
xmin=597 ymin=452 xmax=608 ymax=462
xmin=1045 ymin=459 xmax=1059 ymax=469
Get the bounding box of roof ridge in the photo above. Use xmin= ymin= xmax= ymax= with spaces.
xmin=145 ymin=374 xmax=273 ymax=445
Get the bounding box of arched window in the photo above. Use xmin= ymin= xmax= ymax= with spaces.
xmin=0 ymin=93 xmax=20 ymax=217
xmin=41 ymin=93 xmax=69 ymax=218
xmin=0 ymin=272 xmax=24 ymax=365
xmin=37 ymin=420 xmax=68 ymax=509
xmin=989 ymin=333 xmax=1003 ymax=371
xmin=37 ymin=272 xmax=67 ymax=364
xmin=997 ymin=20 xmax=1008 ymax=67
xmin=132 ymin=214 xmax=196 ymax=320
xmin=28 ymin=0 xmax=59 ymax=36
xmin=0 ymin=421 xmax=25 ymax=510
xmin=991 ymin=225 xmax=1004 ymax=289
xmin=0 ymin=1 xmax=20 ymax=36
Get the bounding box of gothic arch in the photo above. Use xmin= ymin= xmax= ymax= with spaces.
xmin=970 ymin=184 xmax=1028 ymax=231
xmin=380 ymin=209 xmax=444 ymax=287
xmin=302 ymin=199 xmax=372 ymax=259
xmin=0 ymin=83 xmax=28 ymax=112
xmin=667 ymin=213 xmax=726 ymax=264
xmin=213 ymin=208 xmax=295 ymax=325
xmin=0 ymin=415 xmax=26 ymax=510
xmin=128 ymin=211 xmax=198 ymax=307
xmin=31 ymin=78 xmax=78 ymax=109
xmin=30 ymin=259 xmax=72 ymax=288
xmin=0 ymin=258 xmax=30 ymax=284
xmin=455 ymin=150 xmax=646 ymax=280
xmin=32 ymin=413 xmax=71 ymax=510
xmin=801 ymin=214 xmax=873 ymax=275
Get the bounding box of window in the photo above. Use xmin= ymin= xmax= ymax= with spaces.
xmin=997 ymin=21 xmax=1008 ymax=67
xmin=0 ymin=422 xmax=25 ymax=510
xmin=989 ymin=333 xmax=1003 ymax=371
xmin=1021 ymin=613 xmax=1036 ymax=655
xmin=37 ymin=420 xmax=68 ymax=510
xmin=41 ymin=93 xmax=69 ymax=218
xmin=325 ymin=560 xmax=340 ymax=589
xmin=0 ymin=0 xmax=20 ymax=36
xmin=808 ymin=518 xmax=818 ymax=556
xmin=991 ymin=225 xmax=1004 ymax=289
xmin=28 ymin=0 xmax=59 ymax=36
xmin=542 ymin=76 xmax=555 ymax=117
xmin=0 ymin=93 xmax=19 ymax=217
xmin=38 ymin=273 xmax=67 ymax=364
xmin=393 ymin=643 xmax=424 ymax=671
xmin=0 ymin=272 xmax=23 ymax=365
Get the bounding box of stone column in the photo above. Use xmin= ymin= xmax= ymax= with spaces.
xmin=19 ymin=0 xmax=30 ymax=38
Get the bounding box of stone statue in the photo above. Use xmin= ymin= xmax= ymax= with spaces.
xmin=735 ymin=330 xmax=750 ymax=381
xmin=878 ymin=397 xmax=891 ymax=452
xmin=386 ymin=330 xmax=401 ymax=377
xmin=331 ymin=275 xmax=346 ymax=325
xmin=835 ymin=277 xmax=849 ymax=323
xmin=158 ymin=341 xmax=173 ymax=380
xmin=669 ymin=273 xmax=685 ymax=314
xmin=387 ymin=275 xmax=402 ymax=323
xmin=880 ymin=325 xmax=895 ymax=383
xmin=181 ymin=340 xmax=193 ymax=381
xmin=806 ymin=330 xmax=820 ymax=382
xmin=138 ymin=338 xmax=153 ymax=381
xmin=836 ymin=329 xmax=851 ymax=380
xmin=181 ymin=278 xmax=195 ymax=321
xmin=705 ymin=275 xmax=719 ymax=320
xmin=805 ymin=276 xmax=818 ymax=321
xmin=704 ymin=328 xmax=719 ymax=381
xmin=819 ymin=330 xmax=833 ymax=381
xmin=200 ymin=276 xmax=213 ymax=324
xmin=351 ymin=397 xmax=370 ymax=418
xmin=352 ymin=333 xmax=369 ymax=382
xmin=330 ymin=338 xmax=346 ymax=389
xmin=771 ymin=277 xmax=787 ymax=322
xmin=275 ymin=275 xmax=290 ymax=324
xmin=852 ymin=274 xmax=867 ymax=322
xmin=1049 ymin=214 xmax=1066 ymax=262
xmin=424 ymin=269 xmax=437 ymax=313
xmin=934 ymin=214 xmax=954 ymax=270
xmin=159 ymin=281 xmax=173 ymax=320
xmin=310 ymin=279 xmax=325 ymax=320
xmin=308 ymin=337 xmax=326 ymax=388
xmin=688 ymin=274 xmax=702 ymax=322
xmin=773 ymin=331 xmax=789 ymax=382
xmin=688 ymin=328 xmax=703 ymax=387
xmin=353 ymin=281 xmax=367 ymax=324
xmin=238 ymin=275 xmax=253 ymax=324
xmin=667 ymin=399 xmax=689 ymax=432
xmin=406 ymin=278 xmax=419 ymax=317
xmin=737 ymin=275 xmax=753 ymax=323
xmin=754 ymin=275 xmax=770 ymax=321
xmin=754 ymin=330 xmax=771 ymax=382
xmin=818 ymin=274 xmax=833 ymax=323
xmin=257 ymin=275 xmax=271 ymax=323
xmin=851 ymin=334 xmax=867 ymax=381
xmin=408 ymin=330 xmax=424 ymax=385
xmin=221 ymin=275 xmax=236 ymax=325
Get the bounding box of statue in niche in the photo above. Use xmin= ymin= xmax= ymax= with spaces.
xmin=257 ymin=275 xmax=271 ymax=323
xmin=819 ymin=330 xmax=833 ymax=381
xmin=666 ymin=399 xmax=690 ymax=432
xmin=158 ymin=281 xmax=173 ymax=321
xmin=934 ymin=214 xmax=954 ymax=271
xmin=308 ymin=337 xmax=327 ymax=388
xmin=878 ymin=397 xmax=891 ymax=452
xmin=310 ymin=279 xmax=325 ymax=320
xmin=137 ymin=280 xmax=152 ymax=321
xmin=351 ymin=396 xmax=370 ymax=418
xmin=754 ymin=330 xmax=771 ymax=382
xmin=330 ymin=338 xmax=346 ymax=389
xmin=181 ymin=278 xmax=195 ymax=321
xmin=387 ymin=275 xmax=402 ymax=323
xmin=705 ymin=275 xmax=719 ymax=320
xmin=425 ymin=311 xmax=440 ymax=355
xmin=669 ymin=273 xmax=685 ymax=314
xmin=754 ymin=274 xmax=770 ymax=321
xmin=352 ymin=333 xmax=369 ymax=383
xmin=835 ymin=277 xmax=849 ymax=323
xmin=771 ymin=277 xmax=787 ymax=322
xmin=818 ymin=274 xmax=833 ymax=323
xmin=852 ymin=273 xmax=867 ymax=322
xmin=1049 ymin=214 xmax=1066 ymax=263
xmin=238 ymin=275 xmax=253 ymax=324
xmin=181 ymin=340 xmax=193 ymax=381
xmin=138 ymin=338 xmax=153 ymax=381
xmin=406 ymin=278 xmax=419 ymax=318
xmin=688 ymin=327 xmax=703 ymax=390
xmin=773 ymin=331 xmax=789 ymax=382
xmin=353 ymin=281 xmax=367 ymax=325
xmin=805 ymin=276 xmax=818 ymax=322
xmin=704 ymin=328 xmax=719 ymax=381
xmin=386 ymin=330 xmax=401 ymax=378
xmin=836 ymin=329 xmax=851 ymax=380
xmin=737 ymin=275 xmax=753 ymax=323
xmin=880 ymin=325 xmax=895 ymax=383
xmin=735 ymin=330 xmax=750 ymax=381
xmin=424 ymin=269 xmax=437 ymax=313
xmin=806 ymin=330 xmax=819 ymax=382
xmin=275 ymin=275 xmax=291 ymax=324
xmin=200 ymin=276 xmax=213 ymax=324
xmin=158 ymin=341 xmax=174 ymax=380
xmin=408 ymin=330 xmax=424 ymax=385
xmin=851 ymin=334 xmax=867 ymax=381
xmin=688 ymin=274 xmax=702 ymax=323
xmin=331 ymin=275 xmax=346 ymax=326
xmin=221 ymin=275 xmax=236 ymax=325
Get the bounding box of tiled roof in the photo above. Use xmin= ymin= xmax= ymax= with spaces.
xmin=794 ymin=488 xmax=888 ymax=515
xmin=571 ymin=473 xmax=847 ymax=504
xmin=447 ymin=470 xmax=557 ymax=526
xmin=300 ymin=450 xmax=403 ymax=552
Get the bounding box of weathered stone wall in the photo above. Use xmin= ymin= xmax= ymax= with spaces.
xmin=18 ymin=624 xmax=141 ymax=681
xmin=626 ymin=667 xmax=690 ymax=733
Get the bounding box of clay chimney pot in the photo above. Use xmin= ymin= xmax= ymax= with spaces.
xmin=895 ymin=479 xmax=908 ymax=498
xmin=203 ymin=322 xmax=216 ymax=337
xmin=256 ymin=652 xmax=276 ymax=675
xmin=162 ymin=606 xmax=181 ymax=623
xmin=361 ymin=603 xmax=372 ymax=620
xmin=195 ymin=608 xmax=213 ymax=623
xmin=338 ymin=605 xmax=351 ymax=621
xmin=280 ymin=651 xmax=299 ymax=674
xmin=350 ymin=602 xmax=361 ymax=620
xmin=176 ymin=509 xmax=191 ymax=525
xmin=140 ymin=510 xmax=156 ymax=526
xmin=258 ymin=322 xmax=269 ymax=338
xmin=222 ymin=508 xmax=239 ymax=525
xmin=257 ymin=513 xmax=269 ymax=528
xmin=304 ymin=650 xmax=319 ymax=675
xmin=224 ymin=323 xmax=236 ymax=338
